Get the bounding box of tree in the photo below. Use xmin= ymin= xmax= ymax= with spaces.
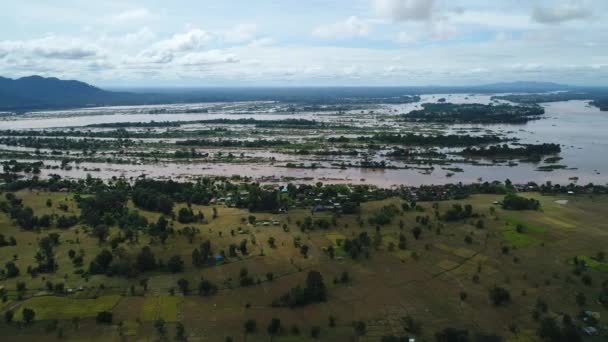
xmin=268 ymin=237 xmax=276 ymax=248
xmin=306 ymin=271 xmax=327 ymax=302
xmin=244 ymin=319 xmax=257 ymax=333
xmin=267 ymin=318 xmax=281 ymax=335
xmin=538 ymin=316 xmax=581 ymax=342
xmin=178 ymin=207 xmax=195 ymax=223
xmin=175 ymin=322 xmax=186 ymax=341
xmin=89 ymin=249 xmax=113 ymax=274
xmin=239 ymin=239 xmax=248 ymax=255
xmin=575 ymin=292 xmax=586 ymax=306
xmin=5 ymin=261 xmax=20 ymax=278
xmin=353 ymin=321 xmax=366 ymax=336
xmin=4 ymin=310 xmax=13 ymax=323
xmin=140 ymin=278 xmax=149 ymax=291
xmin=398 ymin=233 xmax=407 ymax=250
xmin=22 ymin=308 xmax=35 ymax=323
xmin=489 ymin=286 xmax=511 ymax=306
xmin=435 ymin=327 xmax=469 ymax=342
xmin=300 ymin=244 xmax=309 ymax=258
xmin=136 ymin=246 xmax=156 ymax=272
xmin=96 ymin=311 xmax=112 ymax=324
xmin=177 ymin=278 xmax=189 ymax=294
xmin=92 ymin=225 xmax=110 ymax=244
xmin=311 ymin=326 xmax=321 ymax=338
xmin=167 ymin=255 xmax=184 ymax=273
xmin=154 ymin=319 xmax=166 ymax=336
xmin=412 ymin=226 xmax=422 ymax=240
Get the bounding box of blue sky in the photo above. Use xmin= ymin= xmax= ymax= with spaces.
xmin=0 ymin=0 xmax=606 ymax=86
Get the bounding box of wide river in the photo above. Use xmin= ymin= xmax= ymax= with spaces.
xmin=0 ymin=96 xmax=606 ymax=187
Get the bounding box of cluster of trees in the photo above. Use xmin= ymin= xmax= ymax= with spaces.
xmin=502 ymin=193 xmax=541 ymax=211
xmin=273 ymin=271 xmax=327 ymax=308
xmin=368 ymin=204 xmax=400 ymax=225
xmin=359 ymin=133 xmax=504 ymax=147
xmin=2 ymin=160 xmax=43 ymax=174
xmin=191 ymin=240 xmax=212 ymax=267
xmin=132 ymin=179 xmax=217 ymax=207
xmin=0 ymin=136 xmax=134 ymax=151
xmin=78 ymin=190 xmax=128 ymax=227
xmin=341 ymin=232 xmax=372 ymax=260
xmin=88 ymin=245 xmax=167 ymax=277
xmin=178 ymin=207 xmax=205 ymax=223
xmin=1 ymin=193 xmax=51 ymax=230
xmin=444 ymin=203 xmax=475 ymax=221
xmin=132 ymin=187 xmax=174 ymax=215
xmin=462 ymin=143 xmax=561 ymax=158
xmin=403 ymin=103 xmax=545 ymax=124
xmin=176 ymin=139 xmax=290 ymax=148
xmin=87 ymin=118 xmax=323 ymax=129
xmin=34 ymin=234 xmax=60 ymax=274
xmin=0 ymin=234 xmax=17 ymax=247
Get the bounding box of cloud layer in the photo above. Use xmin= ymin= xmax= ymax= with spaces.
xmin=0 ymin=0 xmax=605 ymax=86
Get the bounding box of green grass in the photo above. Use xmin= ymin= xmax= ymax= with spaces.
xmin=504 ymin=216 xmax=545 ymax=233
xmin=501 ymin=229 xmax=538 ymax=248
xmin=142 ymin=295 xmax=183 ymax=321
xmin=578 ymin=256 xmax=608 ymax=273
xmin=16 ymin=295 xmax=121 ymax=321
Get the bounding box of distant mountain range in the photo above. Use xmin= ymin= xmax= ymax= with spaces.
xmin=0 ymin=75 xmax=602 ymax=112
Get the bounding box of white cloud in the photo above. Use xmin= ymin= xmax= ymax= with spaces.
xmin=111 ymin=8 xmax=151 ymax=23
xmin=177 ymin=50 xmax=239 ymax=66
xmin=429 ymin=18 xmax=459 ymax=40
xmin=372 ymin=0 xmax=435 ymax=22
xmin=396 ymin=31 xmax=418 ymax=44
xmin=0 ymin=35 xmax=100 ymax=60
xmin=155 ymin=29 xmax=213 ymax=52
xmin=247 ymin=37 xmax=276 ymax=47
xmin=100 ymin=27 xmax=156 ymax=47
xmin=532 ymin=3 xmax=592 ymax=24
xmin=313 ymin=16 xmax=371 ymax=39
xmin=221 ymin=24 xmax=258 ymax=43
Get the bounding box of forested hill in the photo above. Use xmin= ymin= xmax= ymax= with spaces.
xmin=0 ymin=76 xmax=150 ymax=111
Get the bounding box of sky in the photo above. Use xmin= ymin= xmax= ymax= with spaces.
xmin=0 ymin=0 xmax=606 ymax=87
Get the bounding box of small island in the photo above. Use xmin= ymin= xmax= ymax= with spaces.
xmin=402 ymin=103 xmax=545 ymax=124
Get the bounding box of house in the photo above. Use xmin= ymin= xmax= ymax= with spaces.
xmin=584 ymin=310 xmax=600 ymax=320
xmin=582 ymin=326 xmax=598 ymax=336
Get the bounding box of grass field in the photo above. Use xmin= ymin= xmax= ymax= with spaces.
xmin=16 ymin=295 xmax=121 ymax=321
xmin=1 ymin=191 xmax=607 ymax=341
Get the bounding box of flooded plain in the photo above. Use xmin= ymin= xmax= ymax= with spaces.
xmin=1 ymin=96 xmax=606 ymax=187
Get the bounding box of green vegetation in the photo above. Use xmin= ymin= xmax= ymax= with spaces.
xmin=502 ymin=193 xmax=541 ymax=210
xmin=16 ymin=296 xmax=121 ymax=320
xmin=403 ymin=102 xmax=545 ymax=123
xmin=462 ymin=143 xmax=561 ymax=159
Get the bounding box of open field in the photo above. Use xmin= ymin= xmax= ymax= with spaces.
xmin=0 ymin=189 xmax=607 ymax=341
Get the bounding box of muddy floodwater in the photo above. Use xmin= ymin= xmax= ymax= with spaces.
xmin=1 ymin=96 xmax=607 ymax=187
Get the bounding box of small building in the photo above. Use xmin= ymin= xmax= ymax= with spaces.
xmin=582 ymin=326 xmax=598 ymax=336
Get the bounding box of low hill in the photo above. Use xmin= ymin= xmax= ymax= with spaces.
xmin=0 ymin=76 xmax=150 ymax=111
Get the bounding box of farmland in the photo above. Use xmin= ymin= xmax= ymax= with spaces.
xmin=1 ymin=185 xmax=607 ymax=341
